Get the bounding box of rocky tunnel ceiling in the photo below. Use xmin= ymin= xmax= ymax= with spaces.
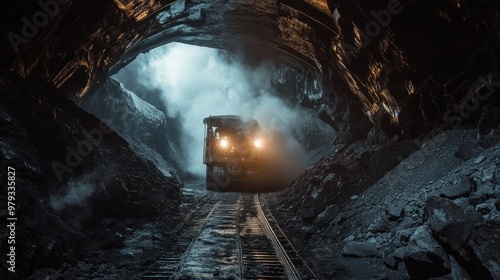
xmin=4 ymin=0 xmax=500 ymax=143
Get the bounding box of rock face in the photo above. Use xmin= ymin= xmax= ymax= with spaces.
xmin=313 ymin=204 xmax=339 ymax=228
xmin=6 ymin=0 xmax=500 ymax=143
xmin=78 ymin=77 xmax=183 ymax=177
xmin=424 ymin=196 xmax=499 ymax=280
xmin=0 ymin=71 xmax=181 ymax=279
xmin=403 ymin=225 xmax=451 ymax=279
xmin=439 ymin=179 xmax=472 ymax=199
xmin=265 ymin=130 xmax=500 ymax=279
xmin=387 ymin=203 xmax=404 ymax=221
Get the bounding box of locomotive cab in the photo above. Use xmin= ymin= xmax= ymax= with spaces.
xmin=203 ymin=115 xmax=263 ymax=191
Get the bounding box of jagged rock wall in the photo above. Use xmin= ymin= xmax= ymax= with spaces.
xmin=327 ymin=0 xmax=500 ymax=139
xmin=78 ymin=77 xmax=184 ymax=177
xmin=7 ymin=0 xmax=500 ymax=143
xmin=0 ymin=70 xmax=182 ymax=277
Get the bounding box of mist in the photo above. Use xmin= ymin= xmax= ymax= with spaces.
xmin=50 ymin=178 xmax=95 ymax=211
xmin=116 ymin=42 xmax=314 ymax=180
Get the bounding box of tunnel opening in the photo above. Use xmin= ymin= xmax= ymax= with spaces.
xmin=78 ymin=42 xmax=335 ymax=193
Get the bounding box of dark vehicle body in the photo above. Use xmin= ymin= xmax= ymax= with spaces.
xmin=203 ymin=115 xmax=263 ymax=191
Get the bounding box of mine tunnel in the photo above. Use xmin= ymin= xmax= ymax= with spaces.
xmin=0 ymin=0 xmax=500 ymax=279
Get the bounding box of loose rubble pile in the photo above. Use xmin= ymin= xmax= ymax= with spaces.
xmin=265 ymin=129 xmax=500 ymax=279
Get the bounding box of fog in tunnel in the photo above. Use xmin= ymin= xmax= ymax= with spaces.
xmin=113 ymin=42 xmax=325 ymax=179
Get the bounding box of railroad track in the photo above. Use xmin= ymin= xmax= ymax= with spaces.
xmin=256 ymin=195 xmax=318 ymax=280
xmin=142 ymin=192 xmax=318 ymax=279
xmin=141 ymin=192 xmax=220 ymax=279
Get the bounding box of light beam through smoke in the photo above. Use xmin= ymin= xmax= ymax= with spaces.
xmin=116 ymin=42 xmax=314 ymax=181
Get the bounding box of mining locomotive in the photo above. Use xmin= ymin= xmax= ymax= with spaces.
xmin=203 ymin=115 xmax=263 ymax=191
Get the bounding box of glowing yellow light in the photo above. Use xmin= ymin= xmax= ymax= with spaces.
xmin=254 ymin=139 xmax=262 ymax=148
xmin=220 ymin=139 xmax=228 ymax=148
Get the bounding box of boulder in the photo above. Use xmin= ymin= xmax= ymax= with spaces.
xmin=439 ymin=179 xmax=472 ymax=199
xmin=313 ymin=204 xmax=339 ymax=228
xmin=301 ymin=225 xmax=318 ymax=240
xmin=465 ymin=219 xmax=500 ymax=279
xmin=480 ymin=168 xmax=495 ymax=183
xmin=384 ymin=255 xmax=399 ymax=270
xmin=469 ymin=184 xmax=495 ymax=206
xmin=474 ymin=155 xmax=486 ymax=164
xmin=424 ymin=197 xmax=483 ymax=253
xmin=398 ymin=216 xmax=420 ymax=230
xmin=450 ymin=255 xmax=471 ymax=280
xmin=476 ymin=202 xmax=493 ymax=215
xmin=368 ymin=218 xmax=393 ymax=234
xmin=387 ymin=203 xmax=404 ymax=220
xmin=403 ymin=226 xmax=451 ymax=279
xmin=424 ymin=196 xmax=500 ymax=279
xmin=452 ymin=197 xmax=471 ymax=209
xmin=342 ymin=241 xmax=378 ymax=258
xmin=397 ymin=228 xmax=414 ymax=243
xmin=299 ymin=208 xmax=316 ymax=224
xmin=367 ymin=237 xmax=378 ymax=244
xmin=424 ymin=196 xmax=484 ymax=227
xmin=393 ymin=247 xmax=406 ymax=260
xmin=322 ymin=173 xmax=336 ymax=185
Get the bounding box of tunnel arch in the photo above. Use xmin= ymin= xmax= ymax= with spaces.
xmin=8 ymin=0 xmax=500 ymax=142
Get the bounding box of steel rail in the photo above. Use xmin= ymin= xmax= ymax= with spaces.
xmin=171 ymin=201 xmax=221 ymax=280
xmin=256 ymin=195 xmax=301 ymax=280
xmin=260 ymin=195 xmax=320 ymax=279
xmin=140 ymin=195 xmax=220 ymax=279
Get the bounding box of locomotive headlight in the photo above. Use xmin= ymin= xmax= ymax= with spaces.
xmin=220 ymin=139 xmax=228 ymax=148
xmin=254 ymin=139 xmax=262 ymax=148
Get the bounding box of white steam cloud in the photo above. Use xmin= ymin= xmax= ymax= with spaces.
xmin=50 ymin=178 xmax=95 ymax=211
xmin=121 ymin=43 xmax=310 ymax=178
